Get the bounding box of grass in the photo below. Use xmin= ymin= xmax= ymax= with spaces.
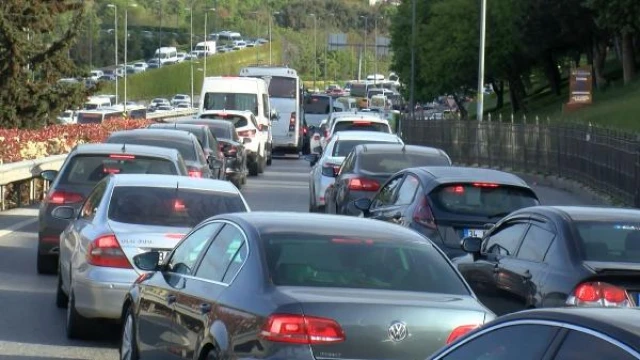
xmin=99 ymin=42 xmax=282 ymax=101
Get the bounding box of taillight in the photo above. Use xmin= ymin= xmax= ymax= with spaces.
xmin=303 ymin=126 xmax=308 ymax=135
xmin=348 ymin=178 xmax=379 ymax=191
xmin=260 ymin=314 xmax=345 ymax=344
xmin=566 ymin=281 xmax=632 ymax=307
xmin=47 ymin=190 xmax=84 ymax=205
xmin=321 ymin=164 xmax=340 ymax=177
xmin=446 ymin=325 xmax=479 ymax=344
xmin=188 ymin=169 xmax=203 ymax=178
xmin=86 ymin=234 xmax=132 ymax=269
xmin=289 ymin=112 xmax=296 ymax=132
xmin=413 ymin=196 xmax=437 ymax=229
xmin=238 ymin=129 xmax=256 ymax=138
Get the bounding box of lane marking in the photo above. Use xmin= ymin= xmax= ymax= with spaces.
xmin=0 ymin=340 xmax=116 ymax=359
xmin=0 ymin=217 xmax=38 ymax=239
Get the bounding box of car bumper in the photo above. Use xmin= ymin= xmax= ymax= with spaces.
xmin=314 ymin=175 xmax=335 ymax=207
xmin=73 ymin=266 xmax=139 ymax=320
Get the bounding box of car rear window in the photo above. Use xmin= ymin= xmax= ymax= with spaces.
xmin=575 ymin=222 xmax=640 ymax=263
xmin=185 ymin=121 xmax=230 ymax=139
xmin=59 ymin=155 xmax=178 ymax=185
xmin=263 ymin=234 xmax=469 ymax=295
xmin=108 ymin=186 xmax=247 ymax=227
xmin=334 ymin=120 xmax=389 ymax=133
xmin=332 ymin=140 xmax=395 ymax=157
xmin=360 ymin=152 xmax=451 ymax=173
xmin=305 ymin=96 xmax=331 ymax=114
xmin=106 ymin=136 xmax=197 ymax=161
xmin=198 ymin=114 xmax=248 ymax=128
xmin=429 ymin=183 xmax=539 ymax=218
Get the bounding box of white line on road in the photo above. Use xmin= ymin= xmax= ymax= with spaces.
xmin=0 ymin=340 xmax=116 ymax=359
xmin=0 ymin=217 xmax=38 ymax=239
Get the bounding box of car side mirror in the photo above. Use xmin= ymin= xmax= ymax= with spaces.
xmin=270 ymin=111 xmax=279 ymax=120
xmin=243 ymin=137 xmax=251 ymax=144
xmin=51 ymin=206 xmax=75 ymax=220
xmin=304 ymin=154 xmax=319 ymax=166
xmin=40 ymin=169 xmax=58 ymax=182
xmin=353 ymin=198 xmax=372 ymax=212
xmin=208 ymin=157 xmax=223 ymax=169
xmin=133 ymin=251 xmax=161 ymax=271
xmin=461 ymin=236 xmax=483 ymax=254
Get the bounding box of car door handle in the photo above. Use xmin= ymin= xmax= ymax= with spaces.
xmin=166 ymin=294 xmax=177 ymax=305
xmin=199 ymin=303 xmax=212 ymax=314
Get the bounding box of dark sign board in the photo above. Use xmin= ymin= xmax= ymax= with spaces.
xmin=569 ymin=66 xmax=593 ymax=104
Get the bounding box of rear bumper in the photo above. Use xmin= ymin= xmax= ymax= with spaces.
xmin=73 ymin=266 xmax=139 ymax=320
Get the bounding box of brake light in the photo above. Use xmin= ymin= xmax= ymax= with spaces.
xmin=109 ymin=154 xmax=135 ymax=160
xmin=413 ymin=196 xmax=437 ymax=229
xmin=303 ymin=126 xmax=308 ymax=135
xmin=86 ymin=234 xmax=132 ymax=269
xmin=188 ymin=169 xmax=202 ymax=178
xmin=289 ymin=112 xmax=296 ymax=132
xmin=446 ymin=185 xmax=465 ymax=194
xmin=473 ymin=183 xmax=499 ymax=188
xmin=566 ymin=281 xmax=631 ymax=307
xmin=447 ymin=325 xmax=479 ymax=344
xmin=353 ymin=121 xmax=372 ymax=125
xmin=238 ymin=129 xmax=256 ymax=138
xmin=47 ymin=190 xmax=84 ymax=205
xmin=174 ymin=199 xmax=186 ymax=211
xmin=165 ymin=233 xmax=185 ymax=239
xmin=260 ymin=314 xmax=345 ymax=344
xmin=103 ymin=167 xmax=120 ymax=174
xmin=348 ymin=178 xmax=379 ymax=191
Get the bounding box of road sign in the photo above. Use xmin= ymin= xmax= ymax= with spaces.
xmin=569 ymin=66 xmax=593 ymax=104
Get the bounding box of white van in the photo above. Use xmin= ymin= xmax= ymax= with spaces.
xmin=193 ymin=41 xmax=216 ymax=57
xmin=199 ymin=76 xmax=273 ymax=166
xmin=83 ymin=96 xmax=111 ymax=110
xmin=153 ymin=47 xmax=178 ymax=65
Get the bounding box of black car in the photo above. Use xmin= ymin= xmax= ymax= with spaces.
xmin=354 ymin=166 xmax=540 ymax=259
xmin=121 ymin=212 xmax=495 ymax=360
xmin=177 ymin=118 xmax=249 ymax=188
xmin=454 ymin=206 xmax=640 ymax=317
xmin=325 ymin=144 xmax=452 ymax=216
xmin=428 ymin=307 xmax=640 ymax=360
xmin=148 ymin=123 xmax=227 ymax=180
xmin=106 ymin=128 xmax=221 ymax=180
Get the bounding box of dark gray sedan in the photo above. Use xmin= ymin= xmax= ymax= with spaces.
xmin=120 ymin=212 xmax=495 ymax=360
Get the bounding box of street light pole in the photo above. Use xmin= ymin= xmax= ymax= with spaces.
xmin=124 ymin=5 xmax=128 ymax=113
xmin=254 ymin=12 xmax=259 ymax=64
xmin=409 ymin=0 xmax=416 ymax=120
xmin=204 ymin=8 xmax=215 ymax=78
xmin=360 ymin=16 xmax=368 ymax=78
xmin=186 ymin=5 xmax=194 ymax=108
xmin=309 ymin=14 xmax=317 ymax=90
xmin=107 ymin=4 xmax=118 ymax=104
xmin=374 ymin=16 xmax=382 ymax=86
xmin=324 ymin=13 xmax=333 ymax=86
xmin=477 ymin=0 xmax=487 ymax=121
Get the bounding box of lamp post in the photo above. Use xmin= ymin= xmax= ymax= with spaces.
xmin=409 ymin=0 xmax=416 ymax=120
xmin=309 ymin=13 xmax=317 ymax=90
xmin=107 ymin=4 xmax=118 ymax=104
xmin=269 ymin=11 xmax=280 ymax=65
xmin=374 ymin=16 xmax=383 ymax=86
xmin=155 ymin=0 xmax=163 ymax=66
xmin=324 ymin=13 xmax=334 ymax=86
xmin=252 ymin=11 xmax=259 ymax=64
xmin=124 ymin=2 xmax=138 ymax=113
xmin=186 ymin=5 xmax=194 ymax=108
xmin=360 ymin=15 xmax=368 ymax=78
xmin=477 ymin=0 xmax=487 ymax=121
xmin=204 ymin=8 xmax=215 ymax=78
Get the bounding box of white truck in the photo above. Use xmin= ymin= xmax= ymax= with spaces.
xmin=192 ymin=41 xmax=216 ymax=58
xmin=153 ymin=47 xmax=178 ymax=65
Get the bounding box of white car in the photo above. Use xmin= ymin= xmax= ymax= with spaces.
xmin=306 ymin=131 xmax=403 ymax=212
xmin=57 ymin=110 xmax=77 ymax=124
xmin=174 ymin=101 xmax=191 ymax=109
xmin=317 ymin=111 xmax=386 ymax=152
xmin=176 ymin=52 xmax=187 ymax=63
xmin=150 ymin=98 xmax=170 ymax=107
xmin=171 ymin=94 xmax=191 ymax=106
xmin=132 ymin=62 xmax=148 ymax=73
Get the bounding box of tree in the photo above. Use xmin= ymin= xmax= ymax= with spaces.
xmin=0 ymin=1 xmax=90 ymax=128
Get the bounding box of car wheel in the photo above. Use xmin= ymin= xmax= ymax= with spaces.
xmin=248 ymin=157 xmax=259 ymax=176
xmin=120 ymin=307 xmax=139 ymax=360
xmin=56 ymin=271 xmax=68 ymax=309
xmin=66 ymin=291 xmax=89 ymax=339
xmin=258 ymin=154 xmax=265 ymax=174
xmin=37 ymin=253 xmax=56 ymax=275
xmin=266 ymin=154 xmax=272 ymax=166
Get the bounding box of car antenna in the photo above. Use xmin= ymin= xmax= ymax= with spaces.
xmin=121 ymin=143 xmax=126 ymax=153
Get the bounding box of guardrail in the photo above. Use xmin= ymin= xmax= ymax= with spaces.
xmin=146 ymin=108 xmax=197 ymax=121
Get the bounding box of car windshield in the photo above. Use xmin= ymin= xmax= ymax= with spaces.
xmin=59 ymin=155 xmax=178 ymax=185
xmin=575 ymin=221 xmax=640 ymax=263
xmin=360 ymin=152 xmax=451 ymax=173
xmin=263 ymin=233 xmax=469 ymax=295
xmin=106 ymin=136 xmax=197 ymax=161
xmin=202 ymin=93 xmax=259 ymax=116
xmin=332 ymin=140 xmax=395 ymax=157
xmin=429 ymin=184 xmax=539 ymax=218
xmin=267 ymin=76 xmax=297 ymax=98
xmin=304 ymin=96 xmax=331 ymax=114
xmin=334 ymin=120 xmax=389 ymax=133
xmin=108 ymin=186 xmax=247 ymax=227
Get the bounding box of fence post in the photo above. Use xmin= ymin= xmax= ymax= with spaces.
xmin=635 ymin=139 xmax=640 ymax=208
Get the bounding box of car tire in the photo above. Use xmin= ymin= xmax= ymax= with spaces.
xmin=258 ymin=154 xmax=265 ymax=174
xmin=66 ymin=291 xmax=89 ymax=339
xmin=248 ymin=158 xmax=259 ymax=176
xmin=37 ymin=253 xmax=56 ymax=275
xmin=56 ymin=271 xmax=68 ymax=309
xmin=120 ymin=306 xmax=140 ymax=360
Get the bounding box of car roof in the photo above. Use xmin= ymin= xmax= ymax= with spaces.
xmin=355 ymin=144 xmax=448 ymax=157
xmin=109 ymin=174 xmax=240 ymax=194
xmin=149 ymin=123 xmax=208 ymax=132
xmin=523 ymin=206 xmax=640 ymax=222
xmin=410 ymin=166 xmax=531 ymax=188
xmin=332 ymin=131 xmax=401 ymax=142
xmin=179 ymin=118 xmax=234 ymax=128
xmin=199 ymin=110 xmax=252 ymax=117
xmin=109 ymin=128 xmax=196 ymax=142
xmin=71 ymin=143 xmax=180 ymax=159
xmin=333 ymin=116 xmax=388 ymax=124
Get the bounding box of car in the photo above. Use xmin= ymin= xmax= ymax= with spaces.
xmin=427 ymin=308 xmax=640 ymax=360
xmin=454 ymin=206 xmax=640 ymax=317
xmin=147 ymin=123 xmax=227 ymax=180
xmin=176 ymin=118 xmax=249 ymax=188
xmin=171 ymin=94 xmax=191 ymax=106
xmin=354 ymin=167 xmax=540 ymax=259
xmin=132 ymin=62 xmax=148 ymax=73
xmin=54 ymin=174 xmax=250 ymax=339
xmin=175 ymin=101 xmax=191 ymax=109
xmin=325 ymin=144 xmax=452 ymax=216
xmin=154 ymin=105 xmax=174 ymax=112
xmin=304 ymin=93 xmax=335 ymax=131
xmin=315 ymin=111 xmax=382 ymax=152
xmin=120 ymin=212 xmax=495 ymax=360
xmin=36 ymin=143 xmax=190 ymax=274
xmin=149 ymin=98 xmax=170 ymax=108
xmin=198 ymin=110 xmax=267 ymax=176
xmin=105 ymin=128 xmax=221 ymax=180
xmin=306 ymin=131 xmax=403 ymax=213
xmin=326 ymin=114 xmax=392 ymax=146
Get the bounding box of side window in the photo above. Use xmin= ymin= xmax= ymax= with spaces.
xmin=208 ymin=132 xmax=218 ymax=152
xmin=262 ymin=94 xmax=269 ymax=119
xmin=483 ymin=222 xmax=529 ymax=257
xmin=394 ymin=175 xmax=420 ymax=205
xmin=439 ymin=324 xmax=558 ymax=360
xmin=195 ymin=141 xmax=207 ymax=163
xmin=195 ymin=224 xmax=247 ymax=283
xmin=553 ymin=330 xmax=637 ymax=360
xmin=80 ymin=181 xmax=107 ymax=220
xmin=166 ymin=222 xmax=223 ymax=275
xmin=371 ymin=176 xmax=403 ymax=208
xmin=340 ymin=153 xmax=354 ymax=175
xmin=517 ymin=224 xmax=555 ymax=262
xmin=251 ymin=115 xmax=260 ymax=130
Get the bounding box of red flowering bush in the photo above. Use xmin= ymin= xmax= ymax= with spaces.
xmin=0 ymin=118 xmax=154 ymax=164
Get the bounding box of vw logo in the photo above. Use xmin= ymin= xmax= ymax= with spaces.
xmin=388 ymin=321 xmax=408 ymax=342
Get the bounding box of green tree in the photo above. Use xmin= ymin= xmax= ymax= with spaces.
xmin=0 ymin=1 xmax=90 ymax=128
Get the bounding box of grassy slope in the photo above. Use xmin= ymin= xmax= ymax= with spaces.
xmin=99 ymin=42 xmax=282 ymax=100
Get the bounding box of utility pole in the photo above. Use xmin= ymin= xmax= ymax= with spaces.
xmin=477 ymin=0 xmax=487 ymax=121
xmin=409 ymin=0 xmax=416 ymax=120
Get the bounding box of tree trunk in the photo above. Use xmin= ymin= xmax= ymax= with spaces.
xmin=491 ymin=79 xmax=504 ymax=109
xmin=592 ymin=38 xmax=608 ymax=90
xmin=452 ymin=94 xmax=468 ymax=120
xmin=543 ymin=52 xmax=561 ymax=96
xmin=621 ymin=32 xmax=637 ymax=85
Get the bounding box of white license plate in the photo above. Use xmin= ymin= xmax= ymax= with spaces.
xmin=157 ymin=251 xmax=169 ymax=263
xmin=463 ymin=229 xmax=485 ymax=238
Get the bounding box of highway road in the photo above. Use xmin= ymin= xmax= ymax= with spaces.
xmin=0 ymin=158 xmax=603 ymax=360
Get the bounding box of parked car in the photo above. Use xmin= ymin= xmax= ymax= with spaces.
xmin=354 ymin=167 xmax=540 ymax=259
xmin=54 ymin=174 xmax=250 ymax=338
xmin=428 ymin=308 xmax=640 ymax=360
xmin=325 ymin=144 xmax=452 ymax=216
xmin=148 ymin=123 xmax=227 ymax=180
xmin=36 ymin=143 xmax=189 ymax=274
xmin=120 ymin=212 xmax=495 ymax=360
xmin=455 ymin=206 xmax=640 ymax=317
xmin=105 ymin=128 xmax=221 ymax=180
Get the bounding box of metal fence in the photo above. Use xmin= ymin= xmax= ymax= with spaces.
xmin=401 ymin=116 xmax=640 ymax=207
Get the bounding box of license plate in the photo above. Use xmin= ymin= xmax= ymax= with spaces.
xmin=157 ymin=251 xmax=169 ymax=263
xmin=463 ymin=229 xmax=485 ymax=238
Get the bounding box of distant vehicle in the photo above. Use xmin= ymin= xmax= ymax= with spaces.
xmin=171 ymin=94 xmax=191 ymax=106
xmin=57 ymin=110 xmax=77 ymax=125
xmin=150 ymin=98 xmax=170 ymax=108
xmin=153 ymin=46 xmax=178 ymax=65
xmin=76 ymin=109 xmax=124 ymax=124
xmin=215 ymin=30 xmax=242 ymax=42
xmin=175 ymin=52 xmax=187 ymax=63
xmin=84 ymin=96 xmax=112 ymax=110
xmin=326 ymin=114 xmax=392 ymax=146
xmin=146 ymin=58 xmax=162 ymax=69
xmin=132 ymin=62 xmax=148 ymax=73
xmin=303 ymin=94 xmax=335 ymax=134
xmin=175 ymin=102 xmax=191 ymax=109
xmin=89 ymin=70 xmax=103 ymax=81
xmin=192 ymin=41 xmax=216 ymax=57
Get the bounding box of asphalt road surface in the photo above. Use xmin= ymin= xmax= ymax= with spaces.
xmin=0 ymin=158 xmax=603 ymax=360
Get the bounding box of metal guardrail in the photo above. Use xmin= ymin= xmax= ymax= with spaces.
xmin=146 ymin=108 xmax=197 ymax=121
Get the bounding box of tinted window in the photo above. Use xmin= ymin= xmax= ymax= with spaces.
xmin=106 ymin=135 xmax=197 ymax=161
xmin=264 ymin=233 xmax=469 ymax=295
xmin=332 ymin=140 xmax=393 ymax=157
xmin=554 ymin=330 xmax=636 ymax=360
xmin=59 ymin=155 xmax=178 ymax=185
xmin=517 ymin=224 xmax=555 ymax=262
xmin=305 ymin=96 xmax=331 ymax=114
xmin=108 ymin=186 xmax=247 ymax=227
xmin=265 ymin=76 xmax=297 ymax=98
xmin=167 ymin=222 xmax=223 ymax=274
xmin=371 ymin=176 xmax=403 ymax=208
xmin=484 ymin=223 xmax=528 ymax=256
xmin=334 ymin=120 xmax=389 ymax=133
xmin=77 ymin=112 xmax=103 ymax=124
xmin=197 ymin=114 xmax=248 ymax=128
xmin=195 ymin=224 xmax=247 ymax=283
xmin=360 ymin=152 xmax=450 ymax=173
xmin=201 ymin=123 xmax=231 ymax=139
xmin=429 ymin=184 xmax=539 ymax=218
xmin=202 ymin=93 xmax=259 ymax=116
xmin=575 ymin=221 xmax=640 ymax=263
xmin=440 ymin=324 xmax=557 ymax=360
xmin=395 ymin=175 xmax=420 ymax=205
